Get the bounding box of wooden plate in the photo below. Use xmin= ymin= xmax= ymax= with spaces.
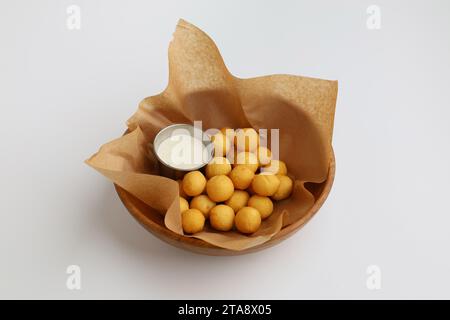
xmin=114 ymin=150 xmax=335 ymax=256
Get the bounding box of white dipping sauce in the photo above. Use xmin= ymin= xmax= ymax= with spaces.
xmin=156 ymin=133 xmax=210 ymax=170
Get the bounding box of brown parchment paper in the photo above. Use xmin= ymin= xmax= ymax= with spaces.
xmin=86 ymin=19 xmax=338 ymax=251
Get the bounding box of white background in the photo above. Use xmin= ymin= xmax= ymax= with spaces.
xmin=1 ymin=0 xmax=450 ymax=299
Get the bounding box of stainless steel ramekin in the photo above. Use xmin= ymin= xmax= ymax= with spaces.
xmin=152 ymin=124 xmax=214 ymax=179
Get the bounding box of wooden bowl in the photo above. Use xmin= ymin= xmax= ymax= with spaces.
xmin=114 ymin=150 xmax=335 ymax=256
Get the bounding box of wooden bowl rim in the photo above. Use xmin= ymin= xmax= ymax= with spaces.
xmin=114 ymin=149 xmax=335 ymax=252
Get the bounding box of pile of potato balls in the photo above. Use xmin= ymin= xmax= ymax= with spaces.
xmin=178 ymin=128 xmax=294 ymax=235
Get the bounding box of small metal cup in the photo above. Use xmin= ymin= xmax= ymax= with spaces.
xmin=152 ymin=124 xmax=214 ymax=179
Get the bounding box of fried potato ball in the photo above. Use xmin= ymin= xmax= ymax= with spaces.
xmin=251 ymin=174 xmax=281 ymax=196
xmin=209 ymin=205 xmax=235 ymax=231
xmin=272 ymin=175 xmax=294 ymax=201
xmin=206 ymin=175 xmax=234 ymax=202
xmin=257 ymin=146 xmax=272 ymax=166
xmin=261 ymin=160 xmax=287 ymax=176
xmin=235 ymin=207 xmax=261 ymax=234
xmin=182 ymin=171 xmax=206 ymax=196
xmin=211 ymin=132 xmax=231 ymax=157
xmin=182 ymin=209 xmax=205 ymax=234
xmin=175 ymin=126 xmax=294 ymax=235
xmin=190 ymin=195 xmax=216 ymax=218
xmin=248 ymin=195 xmax=274 ymax=219
xmin=229 ymin=165 xmax=255 ymax=190
xmin=225 ymin=190 xmax=250 ymax=213
xmin=205 ymin=157 xmax=232 ymax=178
xmin=234 ymin=128 xmax=259 ymax=152
xmin=234 ymin=151 xmax=259 ymax=173
xmin=179 ymin=197 xmax=189 ymax=213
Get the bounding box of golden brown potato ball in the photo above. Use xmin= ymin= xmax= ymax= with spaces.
xmin=257 ymin=146 xmax=272 ymax=166
xmin=234 ymin=151 xmax=259 ymax=173
xmin=211 ymin=132 xmax=231 ymax=157
xmin=205 ymin=157 xmax=232 ymax=178
xmin=206 ymin=175 xmax=234 ymax=202
xmin=209 ymin=205 xmax=235 ymax=231
xmin=229 ymin=165 xmax=255 ymax=190
xmin=179 ymin=197 xmax=189 ymax=213
xmin=190 ymin=195 xmax=216 ymax=218
xmin=234 ymin=128 xmax=259 ymax=152
xmin=177 ymin=179 xmax=188 ymax=198
xmin=248 ymin=195 xmax=274 ymax=219
xmin=182 ymin=171 xmax=206 ymax=196
xmin=272 ymin=175 xmax=294 ymax=201
xmin=181 ymin=209 xmax=205 ymax=234
xmin=225 ymin=190 xmax=250 ymax=213
xmin=235 ymin=207 xmax=261 ymax=234
xmin=251 ymin=174 xmax=281 ymax=196
xmin=261 ymin=160 xmax=287 ymax=176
